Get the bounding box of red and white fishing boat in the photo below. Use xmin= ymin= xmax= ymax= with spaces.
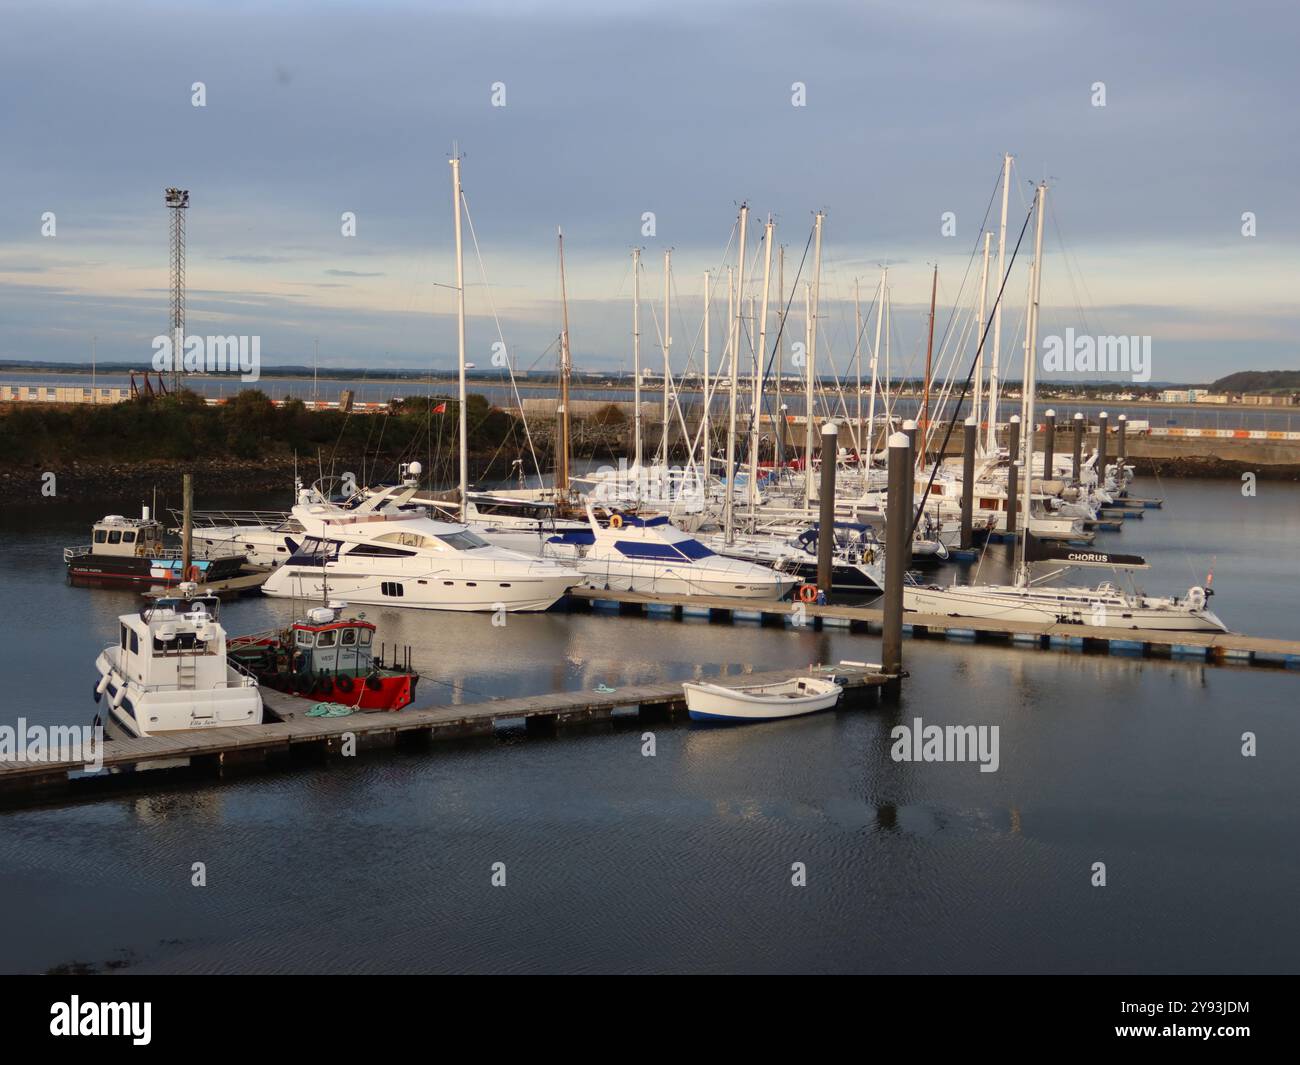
xmin=228 ymin=603 xmax=418 ymax=711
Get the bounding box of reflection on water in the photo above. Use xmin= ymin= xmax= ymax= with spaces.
xmin=0 ymin=480 xmax=1297 ymax=973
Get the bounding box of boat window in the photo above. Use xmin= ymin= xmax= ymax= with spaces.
xmin=341 ymin=628 xmax=357 ymax=646
xmin=437 ymin=530 xmax=490 ymax=551
xmin=317 ymin=630 xmax=337 ymax=648
xmin=347 ymin=543 xmax=416 ymax=557
xmin=108 ymin=530 xmax=122 ymax=544
xmin=123 ymin=531 xmax=136 ymax=544
xmin=96 ymin=530 xmax=108 ymax=544
xmin=120 ymin=624 xmax=128 ymax=649
xmin=614 ymin=540 xmax=685 ymax=562
xmin=381 ymin=581 xmax=405 ymax=597
xmin=359 ymin=629 xmax=372 ymax=645
xmin=377 ymin=531 xmax=433 ymax=549
xmin=129 ymin=631 xmax=139 ymax=654
xmin=295 ymin=630 xmax=315 ymax=648
xmin=675 ymin=539 xmax=714 ymax=560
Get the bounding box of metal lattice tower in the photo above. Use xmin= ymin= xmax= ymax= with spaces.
xmin=165 ymin=188 xmax=189 ymax=392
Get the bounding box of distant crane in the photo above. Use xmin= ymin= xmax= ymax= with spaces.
xmin=165 ymin=187 xmax=189 ymax=393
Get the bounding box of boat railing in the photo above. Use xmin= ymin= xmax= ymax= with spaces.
xmin=64 ymin=545 xmax=92 ymax=561
xmin=169 ymin=508 xmax=294 ymax=530
xmin=227 ymin=657 xmax=261 ymax=686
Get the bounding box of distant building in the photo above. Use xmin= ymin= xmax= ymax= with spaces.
xmin=1241 ymin=393 xmax=1296 ymax=407
xmin=1195 ymin=393 xmax=1231 ymax=404
xmin=1159 ymin=388 xmax=1210 ymax=403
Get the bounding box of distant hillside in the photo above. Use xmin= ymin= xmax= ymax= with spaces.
xmin=1212 ymin=370 xmax=1300 ymax=393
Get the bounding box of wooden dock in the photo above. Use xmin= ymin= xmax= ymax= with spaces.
xmin=566 ymin=588 xmax=1300 ymax=669
xmin=0 ymin=663 xmax=892 ymax=807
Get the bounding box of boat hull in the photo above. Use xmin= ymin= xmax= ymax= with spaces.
xmin=262 ymin=567 xmax=577 ymax=612
xmin=903 ymin=586 xmax=1228 ymax=632
xmin=69 ymin=554 xmax=246 ymax=588
xmin=683 ymin=679 xmax=843 ymax=721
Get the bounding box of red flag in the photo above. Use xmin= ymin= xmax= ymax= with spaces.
xmin=432 ymin=402 xmax=447 ymax=414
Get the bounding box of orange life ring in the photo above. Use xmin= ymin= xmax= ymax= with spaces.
xmin=798 ymin=583 xmax=818 ymax=603
xmin=609 ymin=514 xmax=623 ymax=529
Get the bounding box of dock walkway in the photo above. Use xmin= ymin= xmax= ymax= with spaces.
xmin=566 ymin=589 xmax=1300 ymax=669
xmin=0 ymin=663 xmax=891 ymax=806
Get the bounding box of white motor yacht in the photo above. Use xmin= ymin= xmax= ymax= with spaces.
xmin=260 ymin=491 xmax=583 ymax=612
xmin=93 ymin=585 xmax=263 ymax=738
xmin=543 ymin=505 xmax=797 ymax=600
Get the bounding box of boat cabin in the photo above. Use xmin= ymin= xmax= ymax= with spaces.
xmin=90 ymin=514 xmax=165 ymax=558
xmin=291 ymin=607 xmax=377 ymax=677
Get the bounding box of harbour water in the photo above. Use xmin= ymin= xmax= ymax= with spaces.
xmin=4 ymin=371 xmax=1298 ymax=433
xmin=0 ymin=478 xmax=1297 ymax=973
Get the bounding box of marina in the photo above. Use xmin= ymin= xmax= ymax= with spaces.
xmin=2 ymin=0 xmax=1298 ymax=997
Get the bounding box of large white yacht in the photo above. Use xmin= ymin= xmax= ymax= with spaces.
xmin=260 ymin=482 xmax=583 ymax=612
xmin=542 ymin=505 xmax=797 ymax=600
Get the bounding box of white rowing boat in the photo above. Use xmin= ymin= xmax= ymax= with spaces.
xmin=682 ymin=676 xmax=843 ymax=722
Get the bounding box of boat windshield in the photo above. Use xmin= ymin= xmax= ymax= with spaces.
xmin=437 ymin=529 xmax=490 ymax=551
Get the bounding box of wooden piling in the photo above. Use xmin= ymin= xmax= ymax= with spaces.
xmin=817 ymin=422 xmax=838 ymax=598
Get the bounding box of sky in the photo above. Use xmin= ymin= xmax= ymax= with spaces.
xmin=0 ymin=0 xmax=1296 ymax=385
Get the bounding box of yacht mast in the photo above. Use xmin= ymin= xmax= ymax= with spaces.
xmin=724 ymin=203 xmax=749 ymax=542
xmin=853 ymin=278 xmax=863 ymax=462
xmin=751 ymin=216 xmax=774 ymax=512
xmin=775 ymin=245 xmax=784 ymax=467
xmin=450 ymin=150 xmax=468 ymax=516
xmin=974 ymin=231 xmax=991 ymax=447
xmin=632 ymin=247 xmax=642 ymax=468
xmin=866 ymin=265 xmax=885 ymax=467
xmin=701 ymin=271 xmax=710 ymax=478
xmin=920 ymin=264 xmax=937 ymax=465
xmin=661 ymin=249 xmax=672 ymax=466
xmin=804 ymin=211 xmax=824 ymax=508
xmin=1017 ymin=181 xmax=1047 ymax=582
xmin=557 ymin=228 xmax=572 ymax=496
xmin=987 ymin=152 xmax=1013 ymax=453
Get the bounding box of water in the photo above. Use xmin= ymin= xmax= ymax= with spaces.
xmin=0 ymin=479 xmax=1297 ymax=973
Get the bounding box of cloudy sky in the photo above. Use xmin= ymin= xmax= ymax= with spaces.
xmin=0 ymin=0 xmax=1295 ymax=384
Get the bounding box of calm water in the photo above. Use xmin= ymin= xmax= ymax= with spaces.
xmin=0 ymin=478 xmax=1297 ymax=973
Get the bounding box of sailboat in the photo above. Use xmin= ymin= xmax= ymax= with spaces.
xmin=902 ymin=182 xmax=1228 ymax=634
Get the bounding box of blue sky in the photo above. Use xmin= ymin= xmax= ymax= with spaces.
xmin=0 ymin=0 xmax=1296 ymax=383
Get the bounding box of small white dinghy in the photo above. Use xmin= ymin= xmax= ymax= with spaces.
xmin=683 ymin=676 xmax=843 ymax=723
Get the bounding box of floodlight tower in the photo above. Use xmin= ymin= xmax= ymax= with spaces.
xmin=165 ymin=187 xmax=189 ymax=392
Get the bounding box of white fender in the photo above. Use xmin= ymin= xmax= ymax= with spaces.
xmin=1186 ymin=585 xmax=1207 ymax=611
xmin=110 ymin=676 xmax=127 ymax=708
xmin=95 ymin=671 xmax=111 ymax=696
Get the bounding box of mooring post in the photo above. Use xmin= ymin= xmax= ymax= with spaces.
xmin=1043 ymin=408 xmax=1056 ymax=479
xmin=816 ymin=422 xmax=838 ymax=598
xmin=882 ymin=430 xmax=912 ymax=695
xmin=1072 ymin=412 xmax=1084 ymax=484
xmin=960 ymin=416 xmax=976 ymax=549
xmin=182 ymin=472 xmax=193 ymax=578
xmin=1006 ymin=414 xmax=1021 ymax=536
xmin=1117 ymin=413 xmax=1127 ymax=469
xmin=1097 ymin=410 xmax=1110 ymax=488
xmin=902 ymin=418 xmax=917 ymax=466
